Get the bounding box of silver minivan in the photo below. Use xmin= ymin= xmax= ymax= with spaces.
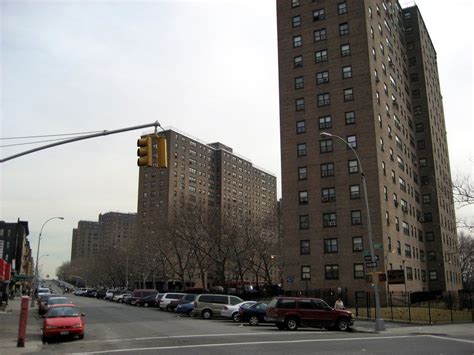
xmin=192 ymin=294 xmax=243 ymax=319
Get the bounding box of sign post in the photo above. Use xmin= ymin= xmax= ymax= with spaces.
xmin=17 ymin=296 xmax=30 ymax=347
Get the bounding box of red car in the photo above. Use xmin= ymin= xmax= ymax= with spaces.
xmin=42 ymin=304 xmax=85 ymax=342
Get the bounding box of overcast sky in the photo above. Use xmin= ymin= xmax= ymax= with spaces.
xmin=1 ymin=0 xmax=472 ymax=278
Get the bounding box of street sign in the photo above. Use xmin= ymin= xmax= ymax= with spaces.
xmin=364 ymin=255 xmax=380 ymax=262
xmin=365 ymin=261 xmax=377 ymax=268
xmin=387 ymin=270 xmax=405 ymax=284
xmin=373 ymin=243 xmax=383 ymax=250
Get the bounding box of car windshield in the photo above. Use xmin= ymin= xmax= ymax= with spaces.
xmin=48 ymin=298 xmax=68 ymax=304
xmin=47 ymin=306 xmax=80 ymax=318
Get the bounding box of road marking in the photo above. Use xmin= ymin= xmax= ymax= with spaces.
xmin=424 ymin=334 xmax=474 ymax=344
xmin=78 ymin=330 xmax=331 ymax=344
xmin=68 ymin=335 xmax=417 ymax=354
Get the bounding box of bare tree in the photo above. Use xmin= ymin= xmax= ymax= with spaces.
xmin=453 ymin=174 xmax=474 ymax=207
xmin=458 ymin=231 xmax=474 ymax=290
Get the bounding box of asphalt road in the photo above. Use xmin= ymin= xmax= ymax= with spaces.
xmin=32 ymin=282 xmax=473 ymax=354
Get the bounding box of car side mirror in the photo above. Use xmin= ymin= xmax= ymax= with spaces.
xmin=81 ymin=313 xmax=86 ymax=317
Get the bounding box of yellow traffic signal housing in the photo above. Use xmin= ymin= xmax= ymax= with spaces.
xmin=137 ymin=136 xmax=152 ymax=167
xmin=157 ymin=135 xmax=168 ymax=168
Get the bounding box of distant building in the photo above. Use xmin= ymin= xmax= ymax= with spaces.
xmin=71 ymin=213 xmax=137 ymax=262
xmin=276 ymin=0 xmax=461 ymax=302
xmin=136 ymin=128 xmax=279 ymax=287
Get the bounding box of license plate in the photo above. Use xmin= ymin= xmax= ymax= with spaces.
xmin=60 ymin=331 xmax=69 ymax=335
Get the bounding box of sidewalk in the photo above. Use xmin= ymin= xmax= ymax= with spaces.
xmin=353 ymin=318 xmax=474 ymax=339
xmin=0 ymin=297 xmax=43 ymax=354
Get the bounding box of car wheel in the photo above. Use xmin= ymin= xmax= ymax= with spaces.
xmin=336 ymin=318 xmax=350 ymax=332
xmin=78 ymin=333 xmax=84 ymax=340
xmin=42 ymin=336 xmax=48 ymax=344
xmin=232 ymin=312 xmax=240 ymax=322
xmin=249 ymin=316 xmax=259 ymax=326
xmin=166 ymin=305 xmax=171 ymax=312
xmin=276 ymin=323 xmax=286 ymax=330
xmin=285 ymin=317 xmax=298 ymax=331
xmin=202 ymin=309 xmax=212 ymax=319
xmin=144 ymin=302 xmax=149 ymax=307
xmin=187 ymin=310 xmax=193 ymax=317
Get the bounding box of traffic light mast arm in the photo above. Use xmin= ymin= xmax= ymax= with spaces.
xmin=1 ymin=121 xmax=162 ymax=163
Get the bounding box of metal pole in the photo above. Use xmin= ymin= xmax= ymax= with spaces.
xmin=321 ymin=132 xmax=385 ymax=330
xmin=31 ymin=217 xmax=63 ymax=307
xmin=1 ymin=121 xmax=161 ymax=163
xmin=125 ymin=255 xmax=129 ymax=290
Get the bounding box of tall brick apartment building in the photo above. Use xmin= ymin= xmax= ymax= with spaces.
xmin=277 ymin=0 xmax=461 ymax=301
xmin=136 ymin=128 xmax=278 ymax=287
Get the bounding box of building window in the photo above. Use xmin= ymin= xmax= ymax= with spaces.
xmin=299 ymin=215 xmax=309 ymax=230
xmin=347 ymin=135 xmax=357 ymax=148
xmin=297 ymin=143 xmax=306 ymax=157
xmin=294 ymin=55 xmax=303 ymax=68
xmin=421 ymin=176 xmax=429 ymax=185
xmin=342 ymin=65 xmax=352 ymax=79
xmin=345 ymin=111 xmax=355 ymax=125
xmin=301 ymin=265 xmax=311 ymax=280
xmin=427 ymin=251 xmax=436 ymax=261
xmin=291 ymin=0 xmax=300 ymax=8
xmin=295 ymin=76 xmax=304 ymax=89
xmin=298 ymin=166 xmax=308 ymax=180
xmin=318 ymin=93 xmax=331 ymax=106
xmin=350 ymin=184 xmax=360 ymax=199
xmin=426 ymin=232 xmax=434 ymax=241
xmin=405 ymin=244 xmax=412 ymax=258
xmin=412 ymin=89 xmax=421 ymax=99
xmin=423 ymin=212 xmax=433 ymax=222
xmin=293 ymin=35 xmax=302 ymax=48
xmin=408 ymin=57 xmax=416 ymax=66
xmin=352 ymin=237 xmax=363 ymax=252
xmin=410 ymin=73 xmax=419 ymax=82
xmin=321 ymin=162 xmax=335 ymax=177
xmin=419 ymin=158 xmax=427 ymax=167
xmin=324 ymin=238 xmax=338 ymax=253
xmin=296 ymin=120 xmax=306 ymax=134
xmin=315 ymin=49 xmax=328 ymax=63
xmin=295 ymin=98 xmax=305 ymax=111
xmin=354 ymin=264 xmax=364 ymax=279
xmin=416 ymin=123 xmax=424 ymax=132
xmin=339 ymin=22 xmax=349 ymax=35
xmin=429 ymin=270 xmax=438 ymax=281
xmin=351 ymin=210 xmax=362 ymax=225
xmin=292 ymin=15 xmax=301 ymax=27
xmin=338 ymin=2 xmax=348 ymax=15
xmin=323 ymin=212 xmax=337 ymax=227
xmin=341 ymin=43 xmax=351 ymax=57
xmin=322 ymin=187 xmax=336 ymax=202
xmin=313 ymin=8 xmax=325 ymax=21
xmin=406 ymin=267 xmax=413 ymax=280
xmin=422 ymin=194 xmax=431 ymax=204
xmin=320 ymin=139 xmax=333 ymax=153
xmin=325 ymin=264 xmax=339 ymax=280
xmin=299 ymin=190 xmax=308 ymax=205
xmin=397 ymin=241 xmax=401 ymax=255
xmin=343 ymin=88 xmax=354 ymax=101
xmin=316 ymin=71 xmax=329 ymax=84
xmin=417 ymin=140 xmax=426 ymax=149
xmin=300 ymin=240 xmax=310 ymax=255
xmin=318 ymin=115 xmax=332 ymax=129
xmin=414 ymin=106 xmax=422 ymax=115
xmin=348 ymin=159 xmax=359 ymax=174
xmin=314 ymin=28 xmax=327 ymax=42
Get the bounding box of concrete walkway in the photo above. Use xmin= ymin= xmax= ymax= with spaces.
xmin=0 ymin=297 xmax=43 ymax=354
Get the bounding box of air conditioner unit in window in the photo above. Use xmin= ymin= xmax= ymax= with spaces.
xmin=322 ymin=196 xmax=329 ymax=202
xmin=329 ymin=221 xmax=337 ymax=227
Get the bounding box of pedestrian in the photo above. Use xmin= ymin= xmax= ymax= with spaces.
xmin=334 ymin=297 xmax=345 ymax=309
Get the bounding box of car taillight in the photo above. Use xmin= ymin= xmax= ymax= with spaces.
xmin=71 ymin=324 xmax=82 ymax=328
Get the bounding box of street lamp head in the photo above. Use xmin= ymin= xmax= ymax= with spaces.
xmin=320 ymin=132 xmax=333 ymax=137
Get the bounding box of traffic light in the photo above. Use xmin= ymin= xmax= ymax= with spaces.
xmin=157 ymin=135 xmax=168 ymax=168
xmin=137 ymin=136 xmax=152 ymax=167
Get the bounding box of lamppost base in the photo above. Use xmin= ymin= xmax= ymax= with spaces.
xmin=375 ymin=318 xmax=386 ymax=331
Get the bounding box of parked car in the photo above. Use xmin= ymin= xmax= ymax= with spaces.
xmin=96 ymin=288 xmax=107 ymax=299
xmin=38 ymin=294 xmax=60 ymax=314
xmin=175 ymin=301 xmax=194 ymax=316
xmin=168 ymin=294 xmax=197 ymax=312
xmin=104 ymin=289 xmax=120 ymax=301
xmin=158 ymin=293 xmax=186 ymax=311
xmin=136 ymin=292 xmax=158 ymax=307
xmin=239 ymin=301 xmax=269 ymax=326
xmin=84 ymin=289 xmax=97 ymax=297
xmin=37 ymin=287 xmax=50 ymax=297
xmin=122 ymin=293 xmax=134 ymax=304
xmin=192 ymin=294 xmax=244 ymax=319
xmin=113 ymin=292 xmax=130 ymax=303
xmin=130 ymin=289 xmax=157 ymax=306
xmin=220 ymin=301 xmax=256 ymax=322
xmin=265 ymin=297 xmax=354 ymax=331
xmin=45 ymin=297 xmax=70 ymax=312
xmin=42 ymin=304 xmax=85 ymax=342
xmin=73 ymin=288 xmax=88 ymax=296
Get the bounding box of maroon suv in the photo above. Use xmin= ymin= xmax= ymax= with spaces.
xmin=265 ymin=297 xmax=354 ymax=331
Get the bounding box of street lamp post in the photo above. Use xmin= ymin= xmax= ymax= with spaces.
xmin=320 ymin=132 xmax=385 ymax=331
xmin=31 ymin=217 xmax=64 ymax=307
